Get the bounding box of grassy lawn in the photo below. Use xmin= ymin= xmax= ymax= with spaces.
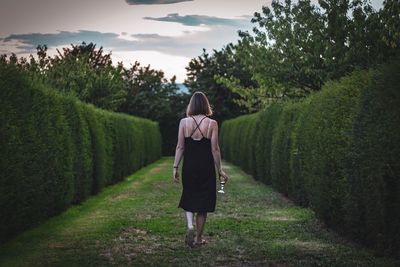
xmin=0 ymin=157 xmax=398 ymax=267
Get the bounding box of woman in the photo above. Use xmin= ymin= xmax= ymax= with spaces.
xmin=173 ymin=91 xmax=229 ymax=248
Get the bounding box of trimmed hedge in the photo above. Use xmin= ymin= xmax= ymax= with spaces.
xmin=220 ymin=60 xmax=400 ymax=257
xmin=0 ymin=64 xmax=162 ymax=242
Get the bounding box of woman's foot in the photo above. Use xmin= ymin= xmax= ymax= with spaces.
xmin=185 ymin=228 xmax=195 ymax=248
xmin=194 ymin=238 xmax=208 ymax=246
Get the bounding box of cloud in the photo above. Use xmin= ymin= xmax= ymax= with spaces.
xmin=1 ymin=19 xmax=252 ymax=58
xmin=144 ymin=13 xmax=249 ymax=27
xmin=2 ymin=30 xmax=126 ymax=51
xmin=125 ymin=0 xmax=193 ymax=5
xmin=0 ymin=19 xmax=252 ymax=82
xmin=4 ymin=30 xmax=118 ymax=50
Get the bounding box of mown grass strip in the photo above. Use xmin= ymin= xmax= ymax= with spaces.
xmin=1 ymin=157 xmax=398 ymax=267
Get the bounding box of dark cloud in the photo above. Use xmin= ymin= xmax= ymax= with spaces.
xmin=1 ymin=30 xmax=195 ymax=56
xmin=1 ymin=22 xmax=252 ymax=57
xmin=3 ymin=30 xmax=126 ymax=51
xmin=125 ymin=0 xmax=193 ymax=5
xmin=144 ymin=13 xmax=249 ymax=27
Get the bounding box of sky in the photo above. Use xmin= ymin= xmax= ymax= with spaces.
xmin=0 ymin=0 xmax=384 ymax=83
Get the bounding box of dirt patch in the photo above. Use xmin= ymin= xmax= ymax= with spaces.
xmin=46 ymin=240 xmax=66 ymax=249
xmin=241 ymin=260 xmax=293 ymax=267
xmin=122 ymin=227 xmax=148 ymax=235
xmin=148 ymin=167 xmax=163 ymax=175
xmin=99 ymin=226 xmax=162 ymax=264
xmin=110 ymin=191 xmax=136 ymax=202
xmin=268 ymin=215 xmax=296 ymax=221
xmin=213 ymin=257 xmax=292 ymax=267
xmin=278 ymin=239 xmax=331 ymax=253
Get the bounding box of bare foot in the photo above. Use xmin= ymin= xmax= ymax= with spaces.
xmin=194 ymin=238 xmax=208 ymax=246
xmin=185 ymin=229 xmax=195 ymax=248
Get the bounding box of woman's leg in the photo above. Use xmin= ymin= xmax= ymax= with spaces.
xmin=185 ymin=211 xmax=194 ymax=229
xmin=185 ymin=211 xmax=195 ymax=247
xmin=195 ymin=212 xmax=207 ymax=242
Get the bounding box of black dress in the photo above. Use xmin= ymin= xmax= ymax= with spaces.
xmin=178 ymin=116 xmax=216 ymax=212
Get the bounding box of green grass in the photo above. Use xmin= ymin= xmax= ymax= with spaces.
xmin=1 ymin=157 xmax=398 ymax=266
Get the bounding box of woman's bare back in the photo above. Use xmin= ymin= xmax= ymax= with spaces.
xmin=184 ymin=115 xmax=214 ymax=140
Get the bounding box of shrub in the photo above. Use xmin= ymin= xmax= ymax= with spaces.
xmin=294 ymin=71 xmax=368 ymax=229
xmin=219 ymin=59 xmax=400 ymax=257
xmin=271 ymin=100 xmax=302 ymax=196
xmin=0 ymin=64 xmax=161 ymax=242
xmin=345 ymin=60 xmax=400 ymax=256
xmin=259 ymin=103 xmax=283 ymax=184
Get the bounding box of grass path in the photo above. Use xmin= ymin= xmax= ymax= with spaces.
xmin=0 ymin=157 xmax=398 ymax=267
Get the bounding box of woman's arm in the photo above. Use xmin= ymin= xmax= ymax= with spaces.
xmin=173 ymin=119 xmax=185 ymax=182
xmin=210 ymin=120 xmax=228 ymax=181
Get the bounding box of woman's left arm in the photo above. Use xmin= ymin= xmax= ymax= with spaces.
xmin=173 ymin=119 xmax=185 ymax=182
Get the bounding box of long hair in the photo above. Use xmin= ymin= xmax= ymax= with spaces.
xmin=186 ymin=91 xmax=213 ymax=117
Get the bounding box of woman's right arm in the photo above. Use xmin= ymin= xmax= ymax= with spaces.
xmin=210 ymin=120 xmax=228 ymax=181
xmin=172 ymin=118 xmax=185 ymax=182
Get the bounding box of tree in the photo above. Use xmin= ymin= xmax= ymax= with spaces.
xmin=216 ymin=0 xmax=399 ymax=112
xmin=44 ymin=42 xmax=127 ymax=111
xmin=119 ymin=61 xmax=177 ymax=120
xmin=185 ymin=46 xmax=253 ymax=123
xmin=118 ymin=61 xmax=187 ymax=155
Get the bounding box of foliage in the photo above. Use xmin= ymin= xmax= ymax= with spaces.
xmin=218 ymin=0 xmax=400 ymax=112
xmin=219 ymin=59 xmax=400 ymax=257
xmin=1 ymin=43 xmax=128 ymax=111
xmin=1 ymin=43 xmax=186 ymax=156
xmin=185 ymin=46 xmax=253 ymax=123
xmin=0 ymin=63 xmax=161 ymax=243
xmin=63 ymin=98 xmax=93 ymax=204
xmin=118 ymin=61 xmax=188 ymax=155
xmin=345 ymin=59 xmax=400 ymax=256
xmin=270 ymin=101 xmax=303 ymax=196
xmin=293 ymin=70 xmax=366 ymax=228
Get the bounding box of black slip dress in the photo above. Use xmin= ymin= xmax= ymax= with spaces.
xmin=178 ymin=115 xmax=216 ymax=213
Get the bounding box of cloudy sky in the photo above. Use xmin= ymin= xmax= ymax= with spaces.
xmin=0 ymin=0 xmax=384 ymax=82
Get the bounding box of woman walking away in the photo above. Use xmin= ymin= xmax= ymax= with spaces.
xmin=173 ymin=91 xmax=229 ymax=248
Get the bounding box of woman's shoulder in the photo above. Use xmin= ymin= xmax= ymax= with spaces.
xmin=179 ymin=117 xmax=190 ymax=126
xmin=208 ymin=117 xmax=216 ymax=123
xmin=180 ymin=116 xmax=215 ymax=123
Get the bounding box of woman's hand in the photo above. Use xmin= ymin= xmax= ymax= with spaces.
xmin=173 ymin=167 xmax=180 ymax=183
xmin=219 ymin=169 xmax=229 ymax=183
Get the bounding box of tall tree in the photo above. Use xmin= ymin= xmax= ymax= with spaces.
xmin=44 ymin=42 xmax=127 ymax=111
xmin=185 ymin=46 xmax=253 ymax=123
xmin=217 ymin=0 xmax=399 ymax=112
xmin=118 ymin=61 xmax=187 ymax=155
xmin=119 ymin=61 xmax=177 ymax=121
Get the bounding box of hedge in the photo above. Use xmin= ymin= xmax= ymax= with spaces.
xmin=220 ymin=60 xmax=400 ymax=257
xmin=0 ymin=64 xmax=162 ymax=242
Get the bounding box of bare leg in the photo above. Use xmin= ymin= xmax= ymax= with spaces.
xmin=184 ymin=211 xmax=195 ymax=247
xmin=195 ymin=212 xmax=207 ymax=243
xmin=185 ymin=211 xmax=194 ymax=229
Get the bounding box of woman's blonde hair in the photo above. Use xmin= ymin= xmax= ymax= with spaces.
xmin=186 ymin=91 xmax=213 ymax=117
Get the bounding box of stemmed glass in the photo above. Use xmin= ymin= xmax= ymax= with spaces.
xmin=218 ymin=180 xmax=226 ymax=194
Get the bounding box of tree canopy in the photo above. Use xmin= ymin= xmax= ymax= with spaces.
xmin=191 ymin=0 xmax=400 ymax=112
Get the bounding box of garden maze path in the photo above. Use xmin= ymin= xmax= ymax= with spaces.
xmin=0 ymin=157 xmax=398 ymax=266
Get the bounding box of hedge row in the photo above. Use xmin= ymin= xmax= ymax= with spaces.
xmin=220 ymin=60 xmax=400 ymax=257
xmin=0 ymin=64 xmax=162 ymax=242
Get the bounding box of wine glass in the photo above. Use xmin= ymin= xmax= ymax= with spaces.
xmin=218 ymin=180 xmax=226 ymax=194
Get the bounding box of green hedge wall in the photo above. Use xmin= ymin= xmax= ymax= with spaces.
xmin=0 ymin=64 xmax=162 ymax=242
xmin=220 ymin=60 xmax=400 ymax=257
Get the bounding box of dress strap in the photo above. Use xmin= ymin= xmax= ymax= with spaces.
xmin=189 ymin=116 xmax=207 ymax=137
xmin=206 ymin=119 xmax=211 ymax=138
xmin=185 ymin=118 xmax=189 ymax=137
